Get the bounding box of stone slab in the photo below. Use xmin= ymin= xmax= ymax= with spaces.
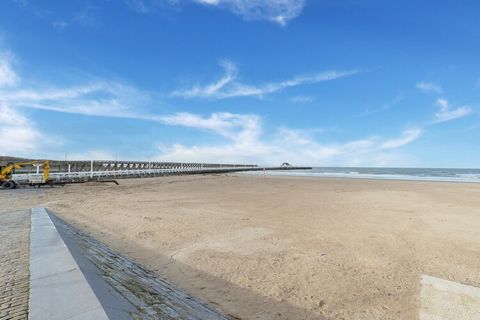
xmin=28 ymin=207 xmax=109 ymax=320
xmin=420 ymin=274 xmax=480 ymax=320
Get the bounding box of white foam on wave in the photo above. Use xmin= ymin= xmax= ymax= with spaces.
xmin=244 ymin=170 xmax=480 ymax=183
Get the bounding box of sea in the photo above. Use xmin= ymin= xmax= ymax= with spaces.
xmin=257 ymin=167 xmax=480 ymax=183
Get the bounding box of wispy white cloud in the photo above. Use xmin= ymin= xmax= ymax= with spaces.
xmin=380 ymin=128 xmax=422 ymax=149
xmin=52 ymin=21 xmax=69 ymax=31
xmin=0 ymin=53 xmax=18 ymax=87
xmin=416 ymin=81 xmax=443 ymax=93
xmin=0 ymin=56 xmax=158 ymax=158
xmin=0 ymin=104 xmax=45 ymax=155
xmin=1 ymin=48 xmax=421 ymax=165
xmin=16 ymin=0 xmax=303 ymax=33
xmin=289 ymin=95 xmax=314 ymax=104
xmin=0 ymin=53 xmax=60 ymax=156
xmin=434 ymin=98 xmax=472 ymax=123
xmin=192 ymin=0 xmax=305 ymax=26
xmin=124 ymin=0 xmax=152 ymax=13
xmin=74 ymin=5 xmax=99 ymax=28
xmin=124 ymin=0 xmax=180 ymax=13
xmin=358 ymin=95 xmax=404 ymax=116
xmin=12 ymin=0 xmax=49 ymax=18
xmin=158 ymin=111 xmax=261 ymax=142
xmin=123 ymin=0 xmax=304 ymax=25
xmin=13 ymin=0 xmax=99 ymax=30
xmin=155 ymin=111 xmax=422 ymax=166
xmin=7 ymin=74 xmax=414 ymax=166
xmin=172 ymin=60 xmax=358 ymax=100
xmin=1 ymin=81 xmax=153 ymax=119
xmin=0 ymin=68 xmax=263 ymax=144
xmin=172 ymin=60 xmax=238 ymax=99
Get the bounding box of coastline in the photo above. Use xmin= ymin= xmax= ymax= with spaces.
xmin=242 ymin=169 xmax=480 ymax=184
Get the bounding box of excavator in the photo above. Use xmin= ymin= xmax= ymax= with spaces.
xmin=0 ymin=160 xmax=51 ymax=189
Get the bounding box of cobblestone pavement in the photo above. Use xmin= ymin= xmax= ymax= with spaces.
xmin=0 ymin=210 xmax=30 ymax=320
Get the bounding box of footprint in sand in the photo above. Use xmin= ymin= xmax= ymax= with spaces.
xmin=137 ymin=230 xmax=155 ymax=239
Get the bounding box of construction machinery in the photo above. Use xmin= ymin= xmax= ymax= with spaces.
xmin=0 ymin=160 xmax=51 ymax=189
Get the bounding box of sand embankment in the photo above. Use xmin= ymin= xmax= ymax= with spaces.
xmin=3 ymin=174 xmax=480 ymax=319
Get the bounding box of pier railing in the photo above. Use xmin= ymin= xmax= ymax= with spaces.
xmin=11 ymin=160 xmax=310 ymax=184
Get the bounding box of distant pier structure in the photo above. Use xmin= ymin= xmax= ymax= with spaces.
xmin=11 ymin=159 xmax=311 ymax=184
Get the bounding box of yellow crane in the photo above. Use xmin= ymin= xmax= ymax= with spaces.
xmin=0 ymin=160 xmax=50 ymax=189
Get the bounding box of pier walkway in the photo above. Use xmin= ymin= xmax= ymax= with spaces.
xmin=11 ymin=160 xmax=311 ymax=185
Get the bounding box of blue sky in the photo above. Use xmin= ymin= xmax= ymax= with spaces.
xmin=1 ymin=0 xmax=479 ymax=167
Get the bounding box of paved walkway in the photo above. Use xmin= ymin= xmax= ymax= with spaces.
xmin=0 ymin=210 xmax=30 ymax=320
xmin=29 ymin=208 xmax=111 ymax=320
xmin=0 ymin=208 xmax=230 ymax=320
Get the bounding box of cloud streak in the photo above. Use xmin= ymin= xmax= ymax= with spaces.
xmin=0 ymin=55 xmax=57 ymax=155
xmin=434 ymin=98 xmax=472 ymax=123
xmin=1 ymin=49 xmax=422 ymax=165
xmin=0 ymin=104 xmax=46 ymax=155
xmin=192 ymin=0 xmax=305 ymax=26
xmin=380 ymin=128 xmax=422 ymax=149
xmin=289 ymin=95 xmax=314 ymax=104
xmin=1 ymin=81 xmax=153 ymax=120
xmin=0 ymin=53 xmax=18 ymax=87
xmin=123 ymin=0 xmax=304 ymax=25
xmin=155 ymin=112 xmax=422 ymax=166
xmin=416 ymin=81 xmax=443 ymax=94
xmin=172 ymin=60 xmax=358 ymax=99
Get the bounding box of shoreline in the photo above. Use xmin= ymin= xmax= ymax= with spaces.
xmin=242 ymin=170 xmax=480 ymax=184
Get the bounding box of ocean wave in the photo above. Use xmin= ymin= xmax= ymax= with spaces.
xmin=245 ymin=168 xmax=480 ymax=183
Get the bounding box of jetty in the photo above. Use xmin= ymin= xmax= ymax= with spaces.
xmin=10 ymin=160 xmax=312 ymax=185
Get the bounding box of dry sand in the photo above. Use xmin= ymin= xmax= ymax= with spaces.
xmin=3 ymin=174 xmax=480 ymax=319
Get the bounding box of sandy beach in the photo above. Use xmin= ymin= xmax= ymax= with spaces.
xmin=3 ymin=174 xmax=480 ymax=319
